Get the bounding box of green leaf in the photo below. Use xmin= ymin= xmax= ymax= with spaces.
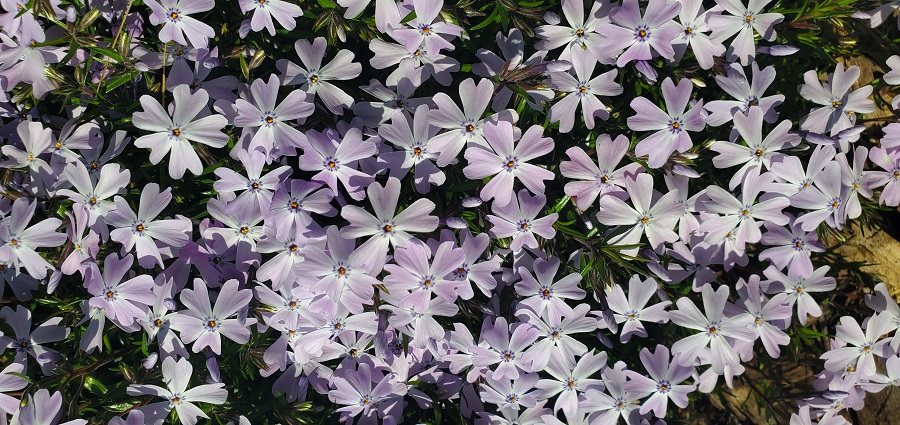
xmin=86 ymin=46 xmax=124 ymax=63
xmin=84 ymin=376 xmax=109 ymax=395
xmin=104 ymin=70 xmax=138 ymax=93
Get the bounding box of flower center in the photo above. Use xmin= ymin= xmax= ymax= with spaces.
xmin=640 ymin=215 xmax=650 ymax=224
xmin=171 ymin=128 xmax=181 ymax=137
xmin=413 ymin=147 xmax=422 ymax=156
xmin=383 ymin=224 xmax=393 ymax=233
xmin=135 ymin=224 xmax=144 ymax=233
xmin=265 ymin=116 xmax=274 ymax=124
xmin=575 ymin=28 xmax=585 ymax=37
xmin=310 ymin=75 xmax=319 ymax=83
xmin=155 ymin=318 xmax=163 ymax=327
xmin=89 ymin=196 xmax=98 ymax=205
xmin=578 ymin=85 xmax=587 ymax=93
xmin=755 ymin=149 xmax=764 ymax=157
xmin=240 ymin=226 xmax=249 ymax=234
xmin=106 ymin=290 xmax=115 ymax=299
xmin=208 ymin=320 xmax=216 ymax=328
xmin=832 ymin=100 xmax=842 ymax=109
xmin=337 ymin=267 xmax=347 ymax=276
xmin=465 ymin=124 xmax=475 ymax=133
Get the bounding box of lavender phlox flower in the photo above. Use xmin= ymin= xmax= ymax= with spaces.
xmin=340 ymin=176 xmax=438 ymax=268
xmin=9 ymin=389 xmax=86 ymax=425
xmin=790 ymin=405 xmax=850 ymax=425
xmin=473 ymin=28 xmax=558 ymax=112
xmin=596 ymin=172 xmax=683 ymax=256
xmin=278 ymin=37 xmax=362 ymax=115
xmin=337 ymin=0 xmax=402 ymax=33
xmin=672 ymin=0 xmax=725 ymax=70
xmin=697 ymin=171 xmax=789 ymax=251
xmin=428 ymin=78 xmax=518 ymax=166
xmin=368 ymin=37 xmax=461 ymax=86
xmin=176 ymin=225 xmax=243 ymax=288
xmin=820 ymin=313 xmax=894 ymax=377
xmin=79 ymin=130 xmax=130 ymax=182
xmin=534 ymin=0 xmax=612 ymax=62
xmin=864 ymin=282 xmax=900 ymax=351
xmin=514 ymin=256 xmax=585 ymax=321
xmin=597 ymin=0 xmax=682 ymax=70
xmin=548 ymin=50 xmax=622 ymax=133
xmin=0 ymin=244 xmax=40 ymax=299
xmin=0 ymin=0 xmax=47 ymax=42
xmin=146 ymin=0 xmax=215 ymax=47
xmin=329 ymin=362 xmax=406 ymax=425
xmin=108 ymin=410 xmax=155 ymax=425
xmin=464 ymin=121 xmax=554 ymax=206
xmin=391 ymin=0 xmax=462 ymax=57
xmin=579 ymin=361 xmax=642 ymax=425
xmin=533 ymin=350 xmax=606 ymax=417
xmin=665 ymin=237 xmax=718 ymax=292
xmin=866 ymin=352 xmax=900 ymax=393
xmin=439 ymin=228 xmax=501 ymax=297
xmin=670 ymin=284 xmax=756 ymax=374
xmin=253 ymin=282 xmax=309 ymax=334
xmin=479 ymin=372 xmax=541 ymax=415
xmin=470 ymin=316 xmax=539 ymax=381
xmin=664 ymin=172 xmax=703 ymax=242
xmin=233 ymin=75 xmax=313 ymax=159
xmin=383 ymin=239 xmax=466 ymax=308
xmin=0 ymin=34 xmax=66 ymax=99
xmin=487 ymin=189 xmax=557 ymax=252
xmin=518 ymin=303 xmax=597 ymax=372
xmin=0 ymin=305 xmax=69 ymax=375
xmin=58 ymin=161 xmax=129 ymax=228
xmin=707 ymin=0 xmax=783 ymax=65
xmin=789 ymin=161 xmax=847 ymax=231
xmin=50 ymin=119 xmax=101 ymax=165
xmin=299 ymin=226 xmax=380 ymax=315
xmin=561 ymin=134 xmax=643 ymax=211
xmin=238 ymin=0 xmax=302 ymax=35
xmin=353 ymin=74 xmax=427 ymax=126
xmin=298 ymin=127 xmax=376 ymax=201
xmin=628 ymin=77 xmax=705 ymax=168
xmin=705 ymin=62 xmax=785 ymax=126
xmin=167 ymin=48 xmax=239 ymax=102
xmin=710 ymin=106 xmax=800 ymax=189
xmin=0 ymin=197 xmax=65 ymax=279
xmin=880 ymin=123 xmax=900 ymax=151
xmin=759 ymin=216 xmax=825 ymax=277
xmin=885 ymin=56 xmax=900 ymax=108
xmin=732 ymin=275 xmax=792 ymax=360
xmin=133 ymin=86 xmax=228 ymax=178
xmin=1 ymin=121 xmax=53 ymax=173
xmin=0 ymin=363 xmax=25 ymax=418
xmin=141 ymin=277 xmax=189 ymax=359
xmin=625 ymin=344 xmax=696 ymax=418
xmin=266 ymin=179 xmax=335 ymax=242
xmin=799 ymin=63 xmax=875 ymax=136
xmin=866 ymin=146 xmax=900 ymax=207
xmin=769 ymin=144 xmax=836 ymax=196
xmin=481 ymin=400 xmax=550 ymax=425
xmin=607 ymin=275 xmax=671 ymax=343
xmin=205 ymin=198 xmax=264 ymax=271
xmin=214 ymin=149 xmax=290 ymax=217
xmin=378 ymin=104 xmax=446 ymax=194
xmin=293 ymin=299 xmax=377 ymax=357
xmin=127 ymin=356 xmax=227 ymax=425
xmin=85 ymin=253 xmax=155 ymax=329
xmin=169 ymin=279 xmax=256 ymax=354
xmin=256 ymin=226 xmax=324 ymax=290
xmin=854 ymin=1 xmax=900 ymax=29
xmin=107 ymin=183 xmax=191 ymax=269
xmin=762 ymin=265 xmax=835 ymax=326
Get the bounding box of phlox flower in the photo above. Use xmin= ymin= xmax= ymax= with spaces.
xmin=233 ymin=75 xmax=313 ymax=158
xmin=762 ymin=265 xmax=835 ymax=326
xmin=1 ymin=121 xmax=53 ymax=173
xmin=483 ymin=401 xmax=551 ymax=425
xmin=329 ymin=362 xmax=407 ymax=425
xmin=169 ymin=279 xmax=256 ymax=354
xmin=85 ymin=253 xmax=155 ymax=329
xmin=487 ymin=189 xmax=558 ymax=252
xmin=599 ymin=0 xmax=682 ymax=70
xmin=166 ymin=48 xmax=239 ymax=102
xmin=214 ymin=149 xmax=291 ymax=217
xmin=561 ymin=134 xmax=643 ymax=210
xmin=9 ymin=389 xmax=86 ymax=425
xmin=514 ymin=256 xmax=585 ymax=320
xmin=58 ymin=161 xmax=129 ymax=228
xmin=436 ymin=228 xmax=501 ymax=297
xmin=625 ymin=344 xmax=696 ymax=418
xmin=337 ymin=0 xmax=401 ymax=33
xmin=732 ymin=276 xmax=792 ymax=360
xmin=0 ymin=0 xmax=47 ymax=42
xmin=339 ymin=177 xmax=439 ymax=268
xmin=820 ymin=313 xmax=894 ymax=377
xmin=0 ymin=34 xmax=66 ymax=99
xmin=298 ymin=128 xmax=376 ymax=201
xmin=697 ymin=172 xmax=790 ymax=251
xmin=672 ymin=0 xmax=725 ymax=70
xmin=378 ymin=104 xmax=445 ymax=194
xmin=107 ymin=183 xmax=192 ymax=268
xmin=391 ymin=0 xmax=462 ymax=57
xmin=384 ymin=240 xmax=466 ymax=307
xmin=769 ymin=144 xmax=836 ymax=196
xmin=534 ymin=350 xmax=606 ymax=418
xmin=606 ymin=275 xmax=671 ymax=343
xmin=759 ymin=217 xmax=825 ymax=277
xmin=60 ymin=202 xmax=103 ymax=279
xmin=133 ymin=86 xmax=228 ymax=179
xmin=708 ymin=0 xmax=784 ymax=65
xmin=518 ymin=303 xmax=596 ymax=371
xmin=596 ymin=172 xmax=683 ymax=256
xmin=480 ymin=372 xmax=540 ymax=415
xmin=579 ymin=361 xmax=643 ymax=425
xmin=146 ymin=0 xmax=215 ymax=47
xmin=204 ymin=198 xmax=265 ymax=270
xmin=278 ymin=37 xmax=362 ymax=115
xmin=548 ymin=51 xmax=622 ymax=133
xmin=666 ymin=238 xmax=719 ymax=292
xmin=670 ymin=284 xmax=756 ymax=374
xmin=428 ymin=78 xmax=518 ymax=166
xmin=790 ymin=405 xmax=850 ymax=425
xmin=0 ymin=197 xmax=66 ymax=278
xmin=710 ymin=106 xmax=800 ymax=190
xmin=238 ymin=0 xmax=303 ymax=36
xmin=866 ymin=146 xmax=900 ymax=207
xmin=628 ymin=77 xmax=705 ymax=168
xmin=127 ymin=356 xmax=227 ymax=425
xmin=0 ymin=305 xmax=69 ymax=375
xmin=300 ymin=226 xmax=379 ymax=314
xmin=0 ymin=363 xmax=26 ymax=419
xmin=266 ymin=179 xmax=336 ymax=241
xmin=255 ymin=226 xmax=323 ymax=290
xmin=704 ymin=62 xmax=784 ymax=126
xmin=799 ymin=63 xmax=875 ymax=136
xmin=855 ymin=1 xmax=900 ymax=29
xmin=470 ymin=316 xmax=540 ymax=381
xmin=353 ymin=75 xmax=427 ymax=126
xmin=141 ymin=277 xmax=189 ymax=359
xmin=463 ymin=121 xmax=555 ymax=206
xmin=381 ymin=295 xmax=458 ymax=350
xmin=837 ymin=146 xmax=876 ymax=220
xmin=368 ymin=37 xmax=460 ymax=86
xmin=790 ymin=161 xmax=847 ymax=231
xmin=473 ymin=28 xmax=557 ymax=112
xmin=534 ymin=0 xmax=612 ymax=62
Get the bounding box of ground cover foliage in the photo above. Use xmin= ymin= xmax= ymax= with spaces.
xmin=3 ymin=0 xmax=900 ymax=424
